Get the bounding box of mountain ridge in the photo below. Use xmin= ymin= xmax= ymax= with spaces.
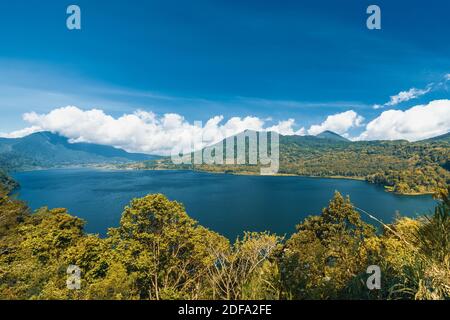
xmin=135 ymin=129 xmax=449 ymax=195
xmin=422 ymin=131 xmax=450 ymax=143
xmin=0 ymin=131 xmax=157 ymax=171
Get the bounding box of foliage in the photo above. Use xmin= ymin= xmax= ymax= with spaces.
xmin=0 ymin=181 xmax=448 ymax=300
xmin=0 ymin=170 xmax=18 ymax=193
xmin=206 ymin=231 xmax=283 ymax=300
xmin=139 ymin=135 xmax=450 ymax=195
xmin=280 ymin=192 xmax=377 ymax=299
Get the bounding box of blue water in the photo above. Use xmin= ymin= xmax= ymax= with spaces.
xmin=13 ymin=169 xmax=437 ymax=239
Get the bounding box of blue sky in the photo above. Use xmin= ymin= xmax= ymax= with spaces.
xmin=0 ymin=0 xmax=449 ymax=151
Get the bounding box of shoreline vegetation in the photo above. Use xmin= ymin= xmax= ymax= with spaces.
xmin=3 ymin=164 xmax=438 ymax=196
xmin=0 ymin=177 xmax=448 ymax=300
xmin=4 ymin=164 xmax=435 ymax=196
xmin=114 ymin=132 xmax=450 ymax=196
xmin=1 ymin=131 xmax=449 ymax=196
xmin=115 ymin=163 xmax=439 ymax=196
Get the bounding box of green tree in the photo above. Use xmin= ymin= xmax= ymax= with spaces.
xmin=280 ymin=192 xmax=376 ymax=299
xmin=110 ymin=194 xmax=228 ymax=300
xmin=206 ymin=231 xmax=282 ymax=300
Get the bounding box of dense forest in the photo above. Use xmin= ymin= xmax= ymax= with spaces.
xmin=1 ymin=131 xmax=449 ymax=195
xmin=1 ymin=178 xmax=448 ymax=300
xmin=137 ymin=133 xmax=450 ymax=195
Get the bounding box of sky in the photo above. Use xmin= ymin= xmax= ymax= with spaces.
xmin=0 ymin=0 xmax=449 ymax=154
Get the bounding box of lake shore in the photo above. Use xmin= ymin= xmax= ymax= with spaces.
xmin=116 ymin=164 xmax=435 ymax=196
xmin=9 ymin=164 xmax=437 ymax=197
xmin=12 ymin=168 xmax=437 ymax=239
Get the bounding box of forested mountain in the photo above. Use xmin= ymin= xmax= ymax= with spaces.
xmin=138 ymin=131 xmax=450 ymax=195
xmin=422 ymin=132 xmax=450 ymax=143
xmin=0 ymin=131 xmax=156 ymax=171
xmin=0 ymin=130 xmax=448 ymax=195
xmin=0 ymin=131 xmax=448 ymax=300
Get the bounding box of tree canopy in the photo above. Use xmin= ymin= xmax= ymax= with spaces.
xmin=0 ymin=183 xmax=448 ymax=300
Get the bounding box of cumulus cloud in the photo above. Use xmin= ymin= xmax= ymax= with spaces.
xmin=1 ymin=106 xmax=310 ymax=155
xmin=307 ymin=110 xmax=364 ymax=135
xmin=2 ymin=107 xmax=367 ymax=153
xmin=358 ymin=99 xmax=450 ymax=141
xmin=267 ymin=119 xmax=306 ymax=136
xmin=445 ymin=74 xmax=450 ymax=81
xmin=8 ymin=100 xmax=448 ymax=153
xmin=1 ymin=126 xmax=42 ymax=139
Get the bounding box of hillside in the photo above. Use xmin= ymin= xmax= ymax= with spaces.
xmin=1 ymin=130 xmax=448 ymax=195
xmin=136 ymin=131 xmax=450 ymax=195
xmin=0 ymin=131 xmax=156 ymax=171
xmin=0 ymin=170 xmax=18 ymax=193
xmin=422 ymin=132 xmax=450 ymax=143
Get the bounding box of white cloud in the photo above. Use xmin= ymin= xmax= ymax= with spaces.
xmin=1 ymin=106 xmax=310 ymax=155
xmin=358 ymin=99 xmax=450 ymax=141
xmin=7 ymin=100 xmax=448 ymax=154
xmin=373 ymin=74 xmax=450 ymax=110
xmin=266 ymin=119 xmax=306 ymax=136
xmin=373 ymin=86 xmax=432 ymax=109
xmin=2 ymin=107 xmax=364 ymax=154
xmin=307 ymin=110 xmax=364 ymax=135
xmin=386 ymin=87 xmax=431 ymax=107
xmin=0 ymin=126 xmax=42 ymax=138
xmin=373 ymin=88 xmax=430 ymax=110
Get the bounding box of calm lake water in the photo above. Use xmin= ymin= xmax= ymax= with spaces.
xmin=13 ymin=169 xmax=437 ymax=239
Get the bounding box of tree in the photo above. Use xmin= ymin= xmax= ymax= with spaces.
xmin=206 ymin=231 xmax=282 ymax=300
xmin=0 ymin=186 xmax=28 ymax=237
xmin=111 ymin=194 xmax=228 ymax=299
xmin=280 ymin=192 xmax=376 ymax=299
xmin=0 ymin=206 xmax=85 ymax=299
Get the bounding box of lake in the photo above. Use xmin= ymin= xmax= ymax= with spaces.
xmin=13 ymin=169 xmax=437 ymax=239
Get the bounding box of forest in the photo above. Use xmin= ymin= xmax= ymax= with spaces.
xmin=138 ymin=135 xmax=450 ymax=195
xmin=0 ymin=179 xmax=448 ymax=300
xmin=1 ymin=131 xmax=449 ymax=195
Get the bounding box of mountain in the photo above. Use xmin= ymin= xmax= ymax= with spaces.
xmin=0 ymin=131 xmax=157 ymax=171
xmin=138 ymin=129 xmax=449 ymax=195
xmin=422 ymin=132 xmax=450 ymax=143
xmin=315 ymin=130 xmax=350 ymax=142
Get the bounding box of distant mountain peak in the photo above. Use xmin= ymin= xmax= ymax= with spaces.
xmin=0 ymin=131 xmax=157 ymax=170
xmin=315 ymin=130 xmax=349 ymax=142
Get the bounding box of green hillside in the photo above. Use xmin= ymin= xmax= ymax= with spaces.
xmin=422 ymin=132 xmax=450 ymax=143
xmin=137 ymin=131 xmax=450 ymax=195
xmin=0 ymin=131 xmax=156 ymax=171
